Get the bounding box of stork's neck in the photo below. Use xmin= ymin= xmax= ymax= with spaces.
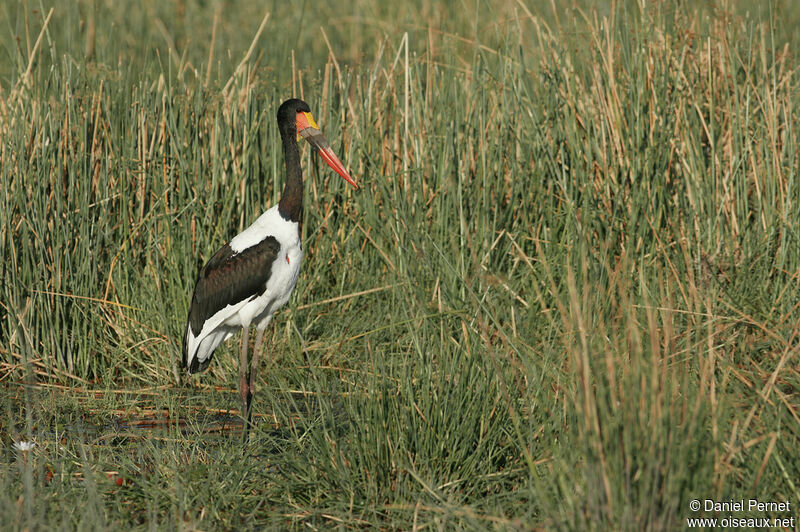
xmin=277 ymin=121 xmax=303 ymax=222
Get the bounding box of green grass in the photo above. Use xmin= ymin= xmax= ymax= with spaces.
xmin=1 ymin=0 xmax=799 ymax=529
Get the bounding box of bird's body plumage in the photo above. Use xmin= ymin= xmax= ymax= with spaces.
xmin=183 ymin=205 xmax=302 ymax=373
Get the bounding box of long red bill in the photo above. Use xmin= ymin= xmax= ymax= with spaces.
xmin=315 ymin=142 xmax=358 ymax=188
xmin=297 ymin=112 xmax=358 ymax=189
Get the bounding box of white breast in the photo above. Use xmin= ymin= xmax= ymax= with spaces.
xmin=228 ymin=205 xmax=303 ymax=329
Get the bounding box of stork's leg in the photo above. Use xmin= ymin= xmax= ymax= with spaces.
xmin=246 ymin=328 xmax=266 ymax=430
xmin=239 ymin=329 xmax=251 ymax=440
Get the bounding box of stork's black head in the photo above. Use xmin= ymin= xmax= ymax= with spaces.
xmin=277 ymin=98 xmax=311 ymax=133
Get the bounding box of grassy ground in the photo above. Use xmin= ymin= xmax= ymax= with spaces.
xmin=1 ymin=0 xmax=799 ymax=529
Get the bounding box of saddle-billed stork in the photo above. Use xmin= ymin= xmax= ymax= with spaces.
xmin=182 ymin=98 xmax=357 ymax=436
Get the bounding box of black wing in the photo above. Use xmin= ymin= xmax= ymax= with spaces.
xmin=186 ymin=235 xmax=281 ymax=338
